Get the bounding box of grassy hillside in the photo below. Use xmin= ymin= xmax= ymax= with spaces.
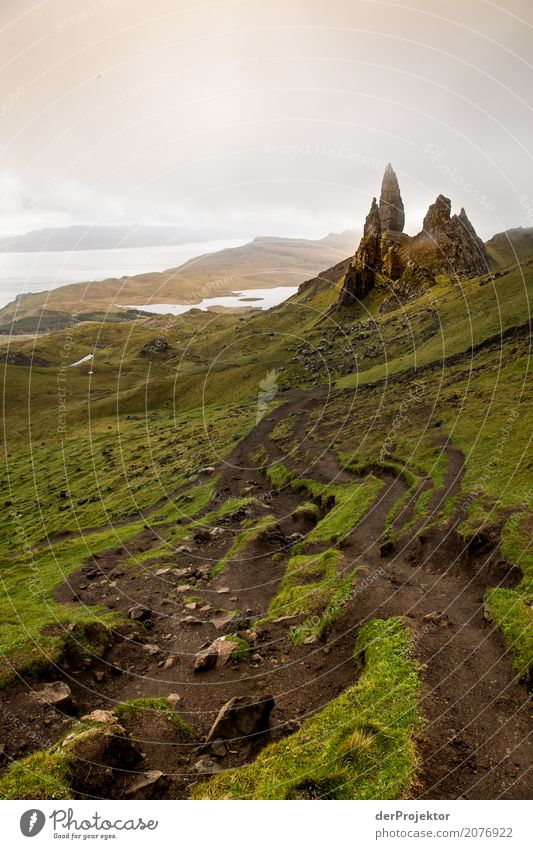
xmin=0 ymin=242 xmax=531 ymax=800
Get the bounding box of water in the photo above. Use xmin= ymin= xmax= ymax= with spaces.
xmin=0 ymin=239 xmax=247 ymax=309
xmin=124 ymin=286 xmax=299 ymax=315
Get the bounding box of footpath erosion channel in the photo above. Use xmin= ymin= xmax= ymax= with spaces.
xmin=0 ymin=388 xmax=531 ymax=800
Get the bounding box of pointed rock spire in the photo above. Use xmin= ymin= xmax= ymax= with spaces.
xmin=363 ymin=197 xmax=381 ymax=237
xmin=379 ymin=163 xmax=405 ymax=232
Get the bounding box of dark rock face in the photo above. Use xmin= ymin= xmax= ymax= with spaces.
xmin=340 ymin=165 xmax=488 ymax=305
xmin=409 ymin=196 xmax=489 ymax=278
xmin=423 ymin=193 xmax=452 ymax=234
xmin=379 ymin=163 xmax=405 ymax=232
xmin=339 ymin=198 xmax=382 ymax=305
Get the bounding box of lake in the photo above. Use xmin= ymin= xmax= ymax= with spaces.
xmin=125 ymin=285 xmax=299 ymax=315
xmin=0 ymin=239 xmax=247 ymax=309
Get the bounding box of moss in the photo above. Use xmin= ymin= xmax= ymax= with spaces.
xmin=114 ymin=697 xmax=192 ymax=734
xmin=0 ymin=749 xmax=73 ymax=800
xmin=192 ymin=617 xmax=421 ymax=799
xmin=290 ymin=475 xmax=383 ymax=545
xmin=266 ymin=461 xmax=295 ymax=490
xmin=264 ymin=549 xmax=357 ymax=642
xmin=226 ymin=635 xmax=252 ymax=663
xmin=292 ymin=502 xmax=321 ymax=522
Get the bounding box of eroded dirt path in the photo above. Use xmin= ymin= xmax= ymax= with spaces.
xmin=1 ymin=388 xmax=531 ymax=799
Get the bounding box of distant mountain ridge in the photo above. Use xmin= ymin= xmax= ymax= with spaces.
xmin=0 ymin=224 xmax=247 ymax=253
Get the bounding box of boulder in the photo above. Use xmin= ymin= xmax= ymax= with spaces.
xmin=209 ymin=739 xmax=228 ymax=758
xmin=128 ymin=604 xmax=151 ymax=622
xmin=81 ymin=709 xmax=116 ymax=724
xmin=211 ymin=611 xmax=237 ymax=630
xmin=167 ymin=693 xmax=182 ymax=709
xmin=142 ymin=643 xmax=161 ymax=656
xmin=194 ymin=756 xmax=222 ymax=775
xmin=62 ymin=721 xmax=142 ymax=797
xmin=193 ymin=646 xmax=218 ymax=673
xmin=34 ymin=682 xmax=77 ymax=714
xmin=180 ymin=616 xmax=204 ymax=628
xmin=125 ymin=770 xmax=166 ymax=799
xmin=203 ymin=694 xmax=275 ymax=747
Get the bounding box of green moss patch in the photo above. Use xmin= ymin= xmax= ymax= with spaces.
xmin=114 ymin=697 xmax=192 ymax=734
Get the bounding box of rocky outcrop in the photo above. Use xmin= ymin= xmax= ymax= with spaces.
xmin=62 ymin=718 xmax=143 ymax=797
xmin=340 ymin=165 xmax=489 ymax=306
xmin=339 ymin=198 xmax=382 ymax=304
xmin=379 ymin=163 xmax=405 ymax=232
xmin=138 ymin=337 xmax=171 ymax=357
xmin=408 ymin=195 xmax=488 ymax=278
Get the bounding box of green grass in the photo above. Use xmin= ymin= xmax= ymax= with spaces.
xmin=266 ymin=461 xmax=295 ymax=489
xmin=192 ymin=617 xmax=421 ymax=799
xmin=264 ymin=549 xmax=357 ymax=643
xmin=486 ymin=588 xmax=533 ymax=681
xmin=0 ymin=236 xmax=531 ymax=785
xmin=0 ymin=749 xmax=73 ymax=800
xmin=269 ymin=411 xmax=301 ymax=444
xmin=114 ymin=697 xmax=192 ymax=733
xmin=0 ymin=520 xmax=144 ymax=683
xmin=486 ymin=511 xmax=533 ymax=680
xmin=292 ymin=476 xmax=383 ymax=545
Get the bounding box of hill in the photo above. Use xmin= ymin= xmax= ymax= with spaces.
xmin=0 ymin=176 xmax=531 ymax=801
xmin=0 ymin=230 xmax=357 ymax=334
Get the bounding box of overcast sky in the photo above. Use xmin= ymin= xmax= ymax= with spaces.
xmin=1 ymin=0 xmax=532 ymax=241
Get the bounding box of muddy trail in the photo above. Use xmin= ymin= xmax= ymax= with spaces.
xmin=0 ymin=389 xmax=531 ymax=800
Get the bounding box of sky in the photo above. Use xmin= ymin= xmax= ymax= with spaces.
xmin=0 ymin=0 xmax=532 ymax=242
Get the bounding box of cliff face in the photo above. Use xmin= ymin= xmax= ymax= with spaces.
xmin=340 ymin=197 xmax=382 ymax=302
xmin=408 ymin=195 xmax=488 ymax=279
xmin=340 ymin=165 xmax=489 ymax=306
